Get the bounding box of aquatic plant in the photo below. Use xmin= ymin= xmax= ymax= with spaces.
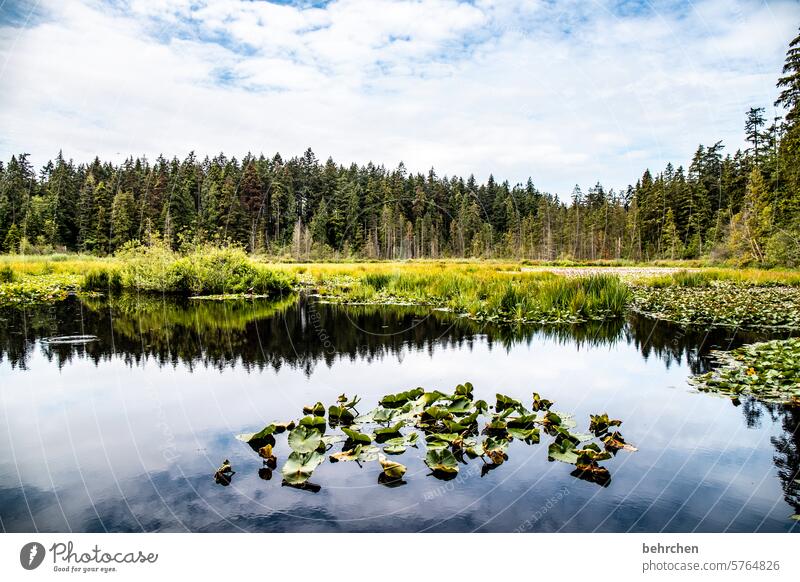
xmin=631 ymin=281 xmax=800 ymax=328
xmin=0 ymin=273 xmax=83 ymax=306
xmin=690 ymin=338 xmax=800 ymax=405
xmin=311 ymin=268 xmax=631 ymax=325
xmin=232 ymin=383 xmax=636 ymax=490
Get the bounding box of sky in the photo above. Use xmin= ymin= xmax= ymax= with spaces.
xmin=0 ymin=0 xmax=797 ymax=196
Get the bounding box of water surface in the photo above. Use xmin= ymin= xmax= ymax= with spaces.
xmin=0 ymin=295 xmax=798 ymax=532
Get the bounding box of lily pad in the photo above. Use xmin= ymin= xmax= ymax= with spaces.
xmin=288 ymin=425 xmax=324 ymax=453
xmin=425 ymin=448 xmax=459 ymax=474
xmin=282 ymin=451 xmax=324 ymax=484
xmin=302 ymin=402 xmax=326 ymax=416
xmin=379 ymin=454 xmax=407 ymax=479
xmin=548 ymin=440 xmax=579 ymax=464
xmin=381 ymin=387 xmax=425 ymax=408
xmin=342 ymin=426 xmax=373 ymax=445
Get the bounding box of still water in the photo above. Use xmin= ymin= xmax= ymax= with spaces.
xmin=0 ymin=295 xmax=798 ymax=532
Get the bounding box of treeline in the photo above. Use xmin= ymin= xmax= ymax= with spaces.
xmin=1 ymin=30 xmax=799 ymax=265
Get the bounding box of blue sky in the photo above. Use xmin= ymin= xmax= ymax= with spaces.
xmin=0 ymin=0 xmax=797 ymax=195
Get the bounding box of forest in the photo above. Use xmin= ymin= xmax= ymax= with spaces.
xmin=1 ymin=29 xmax=798 ymax=266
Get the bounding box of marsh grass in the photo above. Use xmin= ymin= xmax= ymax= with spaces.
xmin=643 ymin=268 xmax=800 ymax=288
xmin=302 ymin=263 xmax=631 ymax=323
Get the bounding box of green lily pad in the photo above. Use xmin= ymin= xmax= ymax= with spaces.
xmin=425 ymin=448 xmax=459 ymax=474
xmin=281 ymin=451 xmax=324 ymax=484
xmin=298 ymin=415 xmax=326 ymax=433
xmin=302 ymin=402 xmax=326 ymax=416
xmin=342 ymin=426 xmax=373 ymax=445
xmin=374 ymin=421 xmax=405 ymax=442
xmin=496 ymin=393 xmax=523 ymax=412
xmin=381 ymin=387 xmax=425 ymax=408
xmin=288 ymin=425 xmax=324 ymax=453
xmin=548 ymin=440 xmax=579 ymax=464
xmin=589 ymin=413 xmax=622 ymax=435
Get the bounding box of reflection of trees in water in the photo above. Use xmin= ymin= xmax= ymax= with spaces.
xmin=0 ymin=295 xmax=627 ymax=374
xmin=624 ymin=315 xmax=789 ymax=375
xmin=740 ymin=398 xmax=800 ymax=521
xmin=3 ymin=296 xmax=799 ymax=518
xmin=0 ymin=296 xmax=790 ymax=377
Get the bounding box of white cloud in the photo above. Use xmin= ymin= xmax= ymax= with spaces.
xmin=0 ymin=0 xmax=796 ymax=195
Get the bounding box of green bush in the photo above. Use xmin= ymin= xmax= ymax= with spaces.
xmin=116 ymin=242 xmax=295 ymax=296
xmin=0 ymin=265 xmax=14 ymax=283
xmin=82 ymin=269 xmax=123 ymax=293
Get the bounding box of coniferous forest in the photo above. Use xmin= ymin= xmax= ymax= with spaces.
xmin=1 ymin=28 xmax=799 ymax=265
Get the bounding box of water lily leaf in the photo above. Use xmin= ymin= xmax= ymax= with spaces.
xmin=383 ymin=433 xmax=418 ymax=454
xmin=576 ymin=443 xmax=613 ymax=469
xmin=381 ymin=387 xmax=425 ymax=408
xmin=422 ymin=405 xmax=453 ymax=421
xmin=298 ymin=415 xmax=326 ymax=434
xmin=483 ymin=437 xmax=509 ymax=464
xmin=455 ymin=410 xmax=480 ymax=426
xmin=236 ymin=420 xmax=292 ymax=446
xmin=374 ymin=421 xmax=405 ymax=442
xmin=328 ymin=405 xmax=355 ymax=425
xmin=282 ymin=451 xmax=324 ymax=484
xmin=342 ymin=426 xmax=373 ymax=445
xmin=288 ymin=425 xmax=324 ymax=453
xmin=507 ymin=427 xmax=540 ymax=442
xmin=589 ymin=413 xmax=622 ymax=435
xmin=303 ymin=402 xmax=326 ymax=416
xmin=258 ymin=443 xmax=276 ymax=461
xmin=337 ymin=393 xmax=361 ymax=409
xmin=541 ymin=411 xmax=562 ymax=426
xmin=330 ymin=445 xmax=363 ymax=462
xmin=603 ymin=431 xmax=638 ymax=452
xmin=548 ymin=440 xmax=579 ymax=464
xmin=321 ymin=434 xmax=346 ymax=447
xmin=454 ymin=382 xmax=474 ymax=398
xmin=425 ymin=448 xmax=459 ymax=474
xmin=474 ymin=399 xmax=489 ymax=413
xmin=443 ymin=419 xmax=469 ymax=432
xmin=379 ymin=454 xmax=407 ymax=479
xmin=496 ymin=393 xmax=522 ymax=412
xmin=214 ymin=459 xmax=235 ymax=485
xmin=445 ymin=397 xmax=472 ymax=413
xmin=531 ymin=392 xmax=553 ymax=411
xmin=791 ymin=514 xmax=800 ymax=521
xmin=373 ymin=407 xmax=398 ymax=423
xmin=417 ymin=390 xmax=447 ymax=406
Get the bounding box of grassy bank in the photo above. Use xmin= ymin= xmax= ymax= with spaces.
xmin=292 ymin=265 xmax=630 ymax=324
xmin=2 ymin=253 xmax=800 ymax=328
xmin=0 ymin=245 xmax=295 ymax=305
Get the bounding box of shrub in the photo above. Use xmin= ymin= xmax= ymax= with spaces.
xmin=116 ymin=242 xmax=294 ymax=296
xmin=0 ymin=265 xmax=14 ymax=283
xmin=82 ymin=269 xmax=123 ymax=293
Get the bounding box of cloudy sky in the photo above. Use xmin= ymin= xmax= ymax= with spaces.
xmin=0 ymin=0 xmax=797 ymax=196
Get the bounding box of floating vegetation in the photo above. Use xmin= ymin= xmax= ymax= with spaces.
xmin=230 ymin=382 xmax=637 ymax=491
xmin=0 ymin=273 xmax=83 ymax=306
xmin=631 ymin=281 xmax=800 ymax=328
xmin=690 ymin=338 xmax=800 ymax=405
xmin=213 ymin=459 xmax=235 ymax=486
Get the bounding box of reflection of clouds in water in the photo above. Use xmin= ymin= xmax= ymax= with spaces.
xmin=0 ymin=298 xmax=798 ymax=532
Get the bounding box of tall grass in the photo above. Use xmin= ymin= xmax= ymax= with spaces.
xmin=311 ymin=266 xmax=630 ymax=322
xmin=643 ymin=268 xmax=800 ymax=288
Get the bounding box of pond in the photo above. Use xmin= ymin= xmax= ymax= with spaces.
xmin=0 ymin=295 xmax=798 ymax=532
